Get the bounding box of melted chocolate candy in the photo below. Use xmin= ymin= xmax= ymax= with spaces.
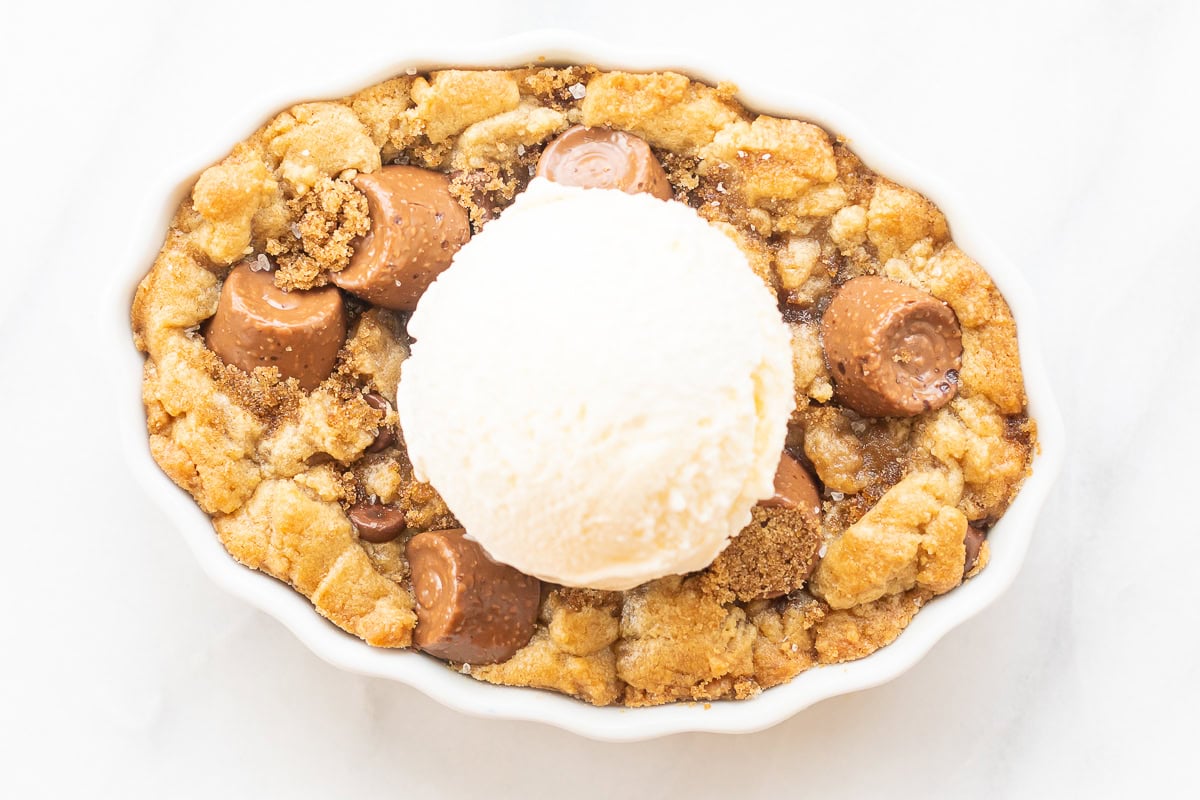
xmin=362 ymin=391 xmax=396 ymax=453
xmin=821 ymin=276 xmax=962 ymax=417
xmin=204 ymin=261 xmax=345 ymax=391
xmin=332 ymin=166 xmax=471 ymax=311
xmin=406 ymin=529 xmax=540 ymax=664
xmin=348 ymin=502 xmax=406 ymax=544
xmin=964 ymin=525 xmax=987 ymax=577
xmin=760 ymin=451 xmax=823 ymax=524
xmin=536 ymin=125 xmax=672 ymax=199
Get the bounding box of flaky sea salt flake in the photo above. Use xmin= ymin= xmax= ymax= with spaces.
xmin=567 ymin=82 xmax=587 ymax=100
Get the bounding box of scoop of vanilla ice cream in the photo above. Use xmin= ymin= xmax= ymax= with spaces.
xmin=396 ymin=179 xmax=794 ymax=590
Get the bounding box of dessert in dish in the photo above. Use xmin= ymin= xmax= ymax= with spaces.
xmin=131 ymin=66 xmax=1036 ymax=706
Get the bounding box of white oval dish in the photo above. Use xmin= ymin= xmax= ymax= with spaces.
xmin=110 ymin=30 xmax=1065 ymax=742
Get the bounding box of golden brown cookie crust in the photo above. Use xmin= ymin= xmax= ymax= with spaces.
xmin=131 ymin=66 xmax=1035 ymax=706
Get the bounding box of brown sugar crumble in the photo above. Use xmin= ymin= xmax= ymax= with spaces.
xmin=264 ymin=176 xmax=370 ymax=290
xmin=704 ymin=505 xmax=823 ymax=602
xmin=131 ymin=65 xmax=1036 ymax=706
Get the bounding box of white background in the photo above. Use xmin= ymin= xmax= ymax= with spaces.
xmin=2 ymin=0 xmax=1197 ymax=796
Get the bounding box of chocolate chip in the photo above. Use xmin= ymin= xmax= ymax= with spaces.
xmin=964 ymin=525 xmax=987 ymax=577
xmin=348 ymin=501 xmax=406 ymax=543
xmin=406 ymin=528 xmax=541 ymax=664
xmin=362 ymin=391 xmax=396 ymax=453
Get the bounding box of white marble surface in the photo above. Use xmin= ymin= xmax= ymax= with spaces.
xmin=2 ymin=0 xmax=1197 ymax=795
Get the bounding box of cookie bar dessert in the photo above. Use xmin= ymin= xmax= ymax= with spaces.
xmin=131 ymin=66 xmax=1036 ymax=706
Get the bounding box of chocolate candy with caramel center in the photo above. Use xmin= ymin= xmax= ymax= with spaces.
xmin=821 ymin=276 xmax=963 ymax=418
xmin=331 ymin=166 xmax=471 ymax=311
xmin=406 ymin=528 xmax=541 ymax=665
xmin=536 ymin=125 xmax=673 ymax=200
xmin=204 ymin=261 xmax=345 ymax=391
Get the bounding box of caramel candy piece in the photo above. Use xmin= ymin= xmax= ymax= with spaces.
xmin=406 ymin=528 xmax=540 ymax=664
xmin=821 ymin=276 xmax=963 ymax=417
xmin=204 ymin=262 xmax=345 ymax=391
xmin=348 ymin=501 xmax=406 ymax=544
xmin=536 ymin=125 xmax=673 ymax=200
xmin=760 ymin=451 xmax=822 ymax=521
xmin=331 ymin=166 xmax=471 ymax=311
